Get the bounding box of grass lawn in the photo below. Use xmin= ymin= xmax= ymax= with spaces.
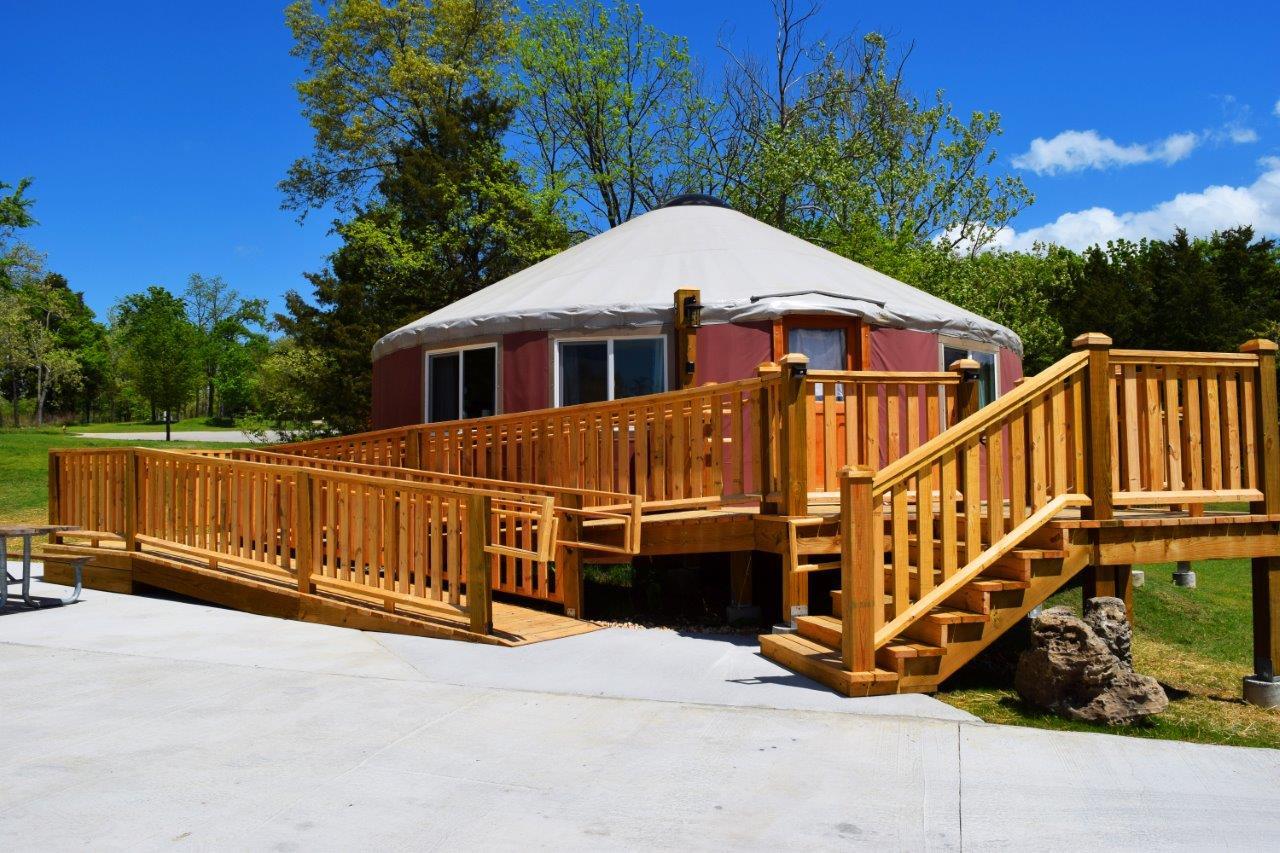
xmin=938 ymin=561 xmax=1280 ymax=750
xmin=67 ymin=416 xmax=243 ymax=433
xmin=0 ymin=428 xmax=249 ymax=527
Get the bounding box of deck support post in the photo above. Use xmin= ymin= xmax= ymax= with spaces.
xmin=466 ymin=494 xmax=494 ymax=635
xmin=756 ymin=362 xmax=781 ymax=514
xmin=559 ymin=493 xmax=584 ymax=619
xmin=840 ymin=466 xmax=877 ymax=672
xmin=1241 ymin=339 xmax=1280 ymax=703
xmin=123 ymin=449 xmax=139 ymax=552
xmin=294 ymin=470 xmax=314 ymax=595
xmin=778 ymin=353 xmax=810 ymax=517
xmin=1084 ymin=564 xmax=1133 ymax=622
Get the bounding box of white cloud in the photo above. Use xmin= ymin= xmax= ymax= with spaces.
xmin=1012 ymin=129 xmax=1200 ymax=175
xmin=1274 ymin=98 xmax=1280 ymax=118
xmin=990 ymin=157 xmax=1280 ymax=251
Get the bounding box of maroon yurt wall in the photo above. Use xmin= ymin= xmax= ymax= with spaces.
xmin=371 ymin=344 xmax=423 ymax=430
xmin=503 ymin=331 xmax=550 ymax=413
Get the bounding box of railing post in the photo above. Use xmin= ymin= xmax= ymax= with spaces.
xmin=1240 ymin=339 xmax=1279 ymax=702
xmin=47 ymin=451 xmax=61 ymax=526
xmin=123 ymin=449 xmax=139 ymax=551
xmin=295 ymin=470 xmax=314 ymax=595
xmin=840 ymin=466 xmax=877 ymax=672
xmin=559 ymin=493 xmax=584 ymax=618
xmin=1241 ymin=339 xmax=1280 ymax=515
xmin=756 ymin=361 xmax=781 ymax=513
xmin=778 ymin=353 xmax=810 ymax=516
xmin=1073 ymin=332 xmax=1114 ymax=521
xmin=949 ymin=358 xmax=981 ymax=425
xmin=466 ymin=493 xmax=494 ymax=635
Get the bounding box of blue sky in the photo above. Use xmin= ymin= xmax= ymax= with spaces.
xmin=4 ymin=1 xmax=1278 ymax=322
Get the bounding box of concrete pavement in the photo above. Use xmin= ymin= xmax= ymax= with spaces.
xmin=3 ymin=568 xmax=1278 ymax=850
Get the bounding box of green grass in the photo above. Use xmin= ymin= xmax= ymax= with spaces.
xmin=938 ymin=560 xmax=1280 ymax=750
xmin=68 ymin=416 xmax=243 ymax=433
xmin=0 ymin=428 xmax=249 ymax=526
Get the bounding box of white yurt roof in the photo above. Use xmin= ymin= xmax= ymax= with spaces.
xmin=371 ymin=200 xmax=1022 ymax=360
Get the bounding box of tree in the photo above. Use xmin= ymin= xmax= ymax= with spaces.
xmin=281 ymin=0 xmax=516 ymax=215
xmin=697 ymin=2 xmax=1031 ymax=253
xmin=1052 ymin=227 xmax=1280 ymax=354
xmin=23 ymin=273 xmax=84 ymax=425
xmin=112 ymin=287 xmax=201 ymax=423
xmin=280 ymin=0 xmax=567 ymax=431
xmin=0 ymin=289 xmax=36 ymax=426
xmin=514 ymin=0 xmax=699 ymax=231
xmin=1 ymin=177 xmax=37 ymax=287
xmin=183 ymin=273 xmax=268 ymax=418
xmin=243 ymin=338 xmax=333 ymax=441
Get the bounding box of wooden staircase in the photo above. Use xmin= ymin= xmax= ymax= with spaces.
xmin=761 ymin=523 xmax=1092 ymax=695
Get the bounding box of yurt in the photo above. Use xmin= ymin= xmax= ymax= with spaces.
xmin=370 ymin=195 xmax=1022 ymax=428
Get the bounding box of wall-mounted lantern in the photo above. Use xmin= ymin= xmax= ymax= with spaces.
xmin=674 ymin=288 xmax=702 ymax=388
xmin=681 ymin=292 xmax=704 ymax=328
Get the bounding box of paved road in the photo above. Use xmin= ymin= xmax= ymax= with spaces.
xmin=3 ymin=569 xmax=1278 ymax=850
xmin=74 ymin=429 xmax=282 ymax=443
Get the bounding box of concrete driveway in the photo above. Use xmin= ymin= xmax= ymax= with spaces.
xmin=3 ymin=567 xmax=1278 ymax=850
xmin=73 ymin=429 xmax=282 ymax=443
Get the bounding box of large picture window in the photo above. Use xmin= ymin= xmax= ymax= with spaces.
xmin=425 ymin=345 xmax=497 ymax=422
xmin=557 ymin=336 xmax=666 ymax=406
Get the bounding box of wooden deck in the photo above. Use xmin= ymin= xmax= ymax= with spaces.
xmin=42 ymin=335 xmax=1280 ymax=699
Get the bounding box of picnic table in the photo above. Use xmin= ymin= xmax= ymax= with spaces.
xmin=1 ymin=524 xmax=83 ymax=608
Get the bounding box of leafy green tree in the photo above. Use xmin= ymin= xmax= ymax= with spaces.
xmin=1 ymin=177 xmax=37 ymax=288
xmin=183 ymin=273 xmax=268 ymax=418
xmin=112 ymin=287 xmax=202 ymax=423
xmin=281 ymin=0 xmax=516 ymax=215
xmin=697 ymin=3 xmax=1031 ymax=252
xmin=279 ymin=0 xmax=567 ymax=432
xmin=1053 ymin=227 xmax=1280 ymax=354
xmin=243 ymin=339 xmax=333 ymax=441
xmin=514 ymin=0 xmax=699 ymax=230
xmin=0 ymin=288 xmax=37 ymax=426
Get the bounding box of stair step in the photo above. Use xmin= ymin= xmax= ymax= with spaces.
xmin=792 ymin=615 xmax=945 ymax=672
xmin=796 ymin=614 xmax=842 ymax=647
xmin=793 ymin=559 xmax=840 ymax=574
xmin=758 ymin=632 xmax=899 ymax=696
xmin=831 ymin=588 xmax=990 ymax=624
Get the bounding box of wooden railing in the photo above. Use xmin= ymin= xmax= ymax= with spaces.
xmin=1110 ymin=350 xmax=1266 ymax=505
xmin=275 ymin=361 xmax=971 ymax=520
xmin=804 ymin=369 xmax=962 ymax=495
xmin=278 ymin=376 xmax=779 ymax=510
xmin=837 ymin=336 xmax=1280 ymax=672
xmin=49 ymin=448 xmax=564 ymax=632
xmin=231 ymin=448 xmax=640 ymax=612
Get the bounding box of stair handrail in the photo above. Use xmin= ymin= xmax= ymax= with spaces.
xmin=838 ymin=348 xmax=1095 ymax=672
xmin=873 ymin=493 xmax=1089 ymax=646
xmin=870 ymin=349 xmax=1090 ymax=498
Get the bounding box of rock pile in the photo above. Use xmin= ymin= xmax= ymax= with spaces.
xmin=1015 ymin=597 xmax=1167 ymax=725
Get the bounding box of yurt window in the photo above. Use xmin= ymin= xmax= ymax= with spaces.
xmin=425 ymin=345 xmax=497 ymax=422
xmin=940 ymin=340 xmax=998 ymax=407
xmin=556 ymin=336 xmax=667 ymax=405
xmin=787 ymin=327 xmax=846 ymax=400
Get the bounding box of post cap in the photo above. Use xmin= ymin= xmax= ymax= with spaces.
xmin=756 ymin=361 xmax=781 ymax=375
xmin=1240 ymin=338 xmax=1279 ymax=354
xmin=1071 ymin=332 xmax=1113 ymax=349
xmin=779 ymin=352 xmax=810 ymax=366
xmin=839 ymin=465 xmax=875 ymax=481
xmin=948 ymin=358 xmax=980 ymax=373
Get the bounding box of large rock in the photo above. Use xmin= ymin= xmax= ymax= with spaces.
xmin=1084 ymin=596 xmax=1132 ymax=667
xmin=1015 ymin=601 xmax=1166 ymax=725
